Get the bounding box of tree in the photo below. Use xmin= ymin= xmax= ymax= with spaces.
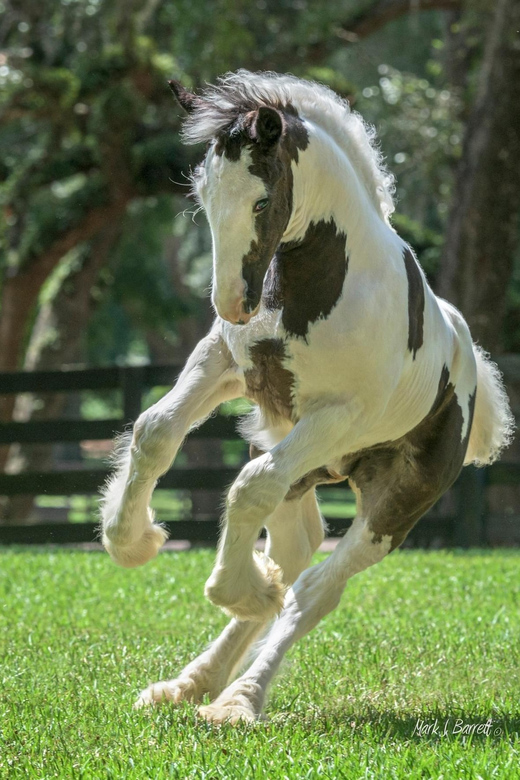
xmin=437 ymin=0 xmax=520 ymax=354
xmin=0 ymin=0 xmax=194 ymax=390
xmin=0 ymin=0 xmax=478 ymax=400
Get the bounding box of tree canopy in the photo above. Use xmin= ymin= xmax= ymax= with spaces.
xmin=0 ymin=0 xmax=519 ymax=380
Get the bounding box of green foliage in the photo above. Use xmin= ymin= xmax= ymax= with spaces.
xmin=304 ymin=66 xmax=356 ymax=97
xmin=18 ymin=173 xmax=108 ymax=267
xmin=132 ymin=133 xmax=191 ymax=196
xmin=391 ymin=213 xmax=443 ymax=280
xmin=0 ymin=0 xmax=204 ymax=364
xmin=152 ymin=0 xmax=349 ymax=79
xmin=86 ymin=197 xmax=195 ymax=365
xmin=1 ymin=0 xmax=518 ymax=367
xmin=0 ymin=0 xmax=188 ymax=275
xmin=357 ymin=65 xmax=464 ymax=233
xmin=0 ymin=548 xmax=519 ymax=777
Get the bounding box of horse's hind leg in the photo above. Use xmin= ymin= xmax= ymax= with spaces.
xmin=264 ymin=488 xmax=325 ymax=586
xmin=198 ymin=512 xmax=392 ymax=724
xmin=198 ymin=375 xmax=472 ymax=722
xmin=136 ymin=490 xmax=324 ymax=707
xmin=198 ymin=435 xmax=466 ymax=724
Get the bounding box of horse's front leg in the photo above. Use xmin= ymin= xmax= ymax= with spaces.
xmin=205 ymin=403 xmax=361 ymax=621
xmin=136 ymin=489 xmax=325 ymax=709
xmin=101 ymin=328 xmax=243 ymax=568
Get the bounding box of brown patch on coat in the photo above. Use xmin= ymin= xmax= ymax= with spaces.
xmin=263 ymin=219 xmax=348 ymax=339
xmin=249 ymin=444 xmax=347 ymax=501
xmin=340 ymin=365 xmax=475 ymax=550
xmin=279 ymin=104 xmax=309 ymax=163
xmin=240 ymin=147 xmax=293 ymax=313
xmin=245 ymin=339 xmax=295 ymax=424
xmin=403 ymin=246 xmax=425 ymax=359
xmin=214 ymin=128 xmax=243 ymax=161
xmin=285 ymin=467 xmax=348 ymax=501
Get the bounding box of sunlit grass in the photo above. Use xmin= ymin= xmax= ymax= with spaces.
xmin=0 ymin=548 xmax=519 ymax=778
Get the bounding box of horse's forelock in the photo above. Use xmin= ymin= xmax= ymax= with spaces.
xmin=179 ymin=70 xmax=395 ymax=219
xmin=180 ymin=75 xmax=296 ymax=148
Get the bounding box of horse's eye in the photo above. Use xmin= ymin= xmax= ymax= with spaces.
xmin=253 ymin=198 xmax=269 ymax=213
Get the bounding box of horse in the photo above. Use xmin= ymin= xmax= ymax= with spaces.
xmin=100 ymin=71 xmax=514 ymax=724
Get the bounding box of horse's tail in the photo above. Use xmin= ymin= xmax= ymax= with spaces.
xmin=464 ymin=346 xmax=515 ymax=466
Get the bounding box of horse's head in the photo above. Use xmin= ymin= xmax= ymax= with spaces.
xmin=170 ymin=79 xmax=308 ymax=325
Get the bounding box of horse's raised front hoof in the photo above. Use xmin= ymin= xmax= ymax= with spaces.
xmin=134 ymin=677 xmax=202 ymax=709
xmin=197 ymin=681 xmax=262 ymax=725
xmin=204 ymin=553 xmax=286 ymax=622
xmin=103 ymin=520 xmax=168 ymax=568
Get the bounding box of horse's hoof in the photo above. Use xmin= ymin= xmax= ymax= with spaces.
xmin=198 ymin=701 xmax=257 ymax=725
xmin=197 ymin=681 xmax=262 ymax=725
xmin=103 ymin=522 xmax=168 ymax=568
xmin=135 ymin=677 xmax=202 ymax=708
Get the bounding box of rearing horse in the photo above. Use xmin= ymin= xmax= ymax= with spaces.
xmin=101 ymin=71 xmax=513 ymax=723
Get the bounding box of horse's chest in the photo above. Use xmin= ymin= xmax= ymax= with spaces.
xmin=263 ymin=221 xmax=348 ymax=340
xmin=223 ymin=308 xmax=348 ymax=423
xmin=244 ymin=338 xmax=295 ymax=422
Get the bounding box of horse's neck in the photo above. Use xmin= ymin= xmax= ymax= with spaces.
xmin=283 ymin=124 xmax=385 ymax=246
xmin=280 ymin=126 xmax=402 ymax=286
xmin=260 ymin=131 xmax=395 ymax=334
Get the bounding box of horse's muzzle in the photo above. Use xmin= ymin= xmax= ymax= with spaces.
xmin=214 ymin=271 xmax=263 ymax=325
xmin=219 ymin=298 xmax=260 ymax=325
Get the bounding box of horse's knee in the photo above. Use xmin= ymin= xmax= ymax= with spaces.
xmin=132 ymin=410 xmax=180 ymax=475
xmin=133 ymin=409 xmax=166 ymax=450
xmin=227 ymin=456 xmax=288 ymax=524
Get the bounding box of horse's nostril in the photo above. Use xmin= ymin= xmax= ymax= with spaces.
xmin=242 ymin=263 xmax=266 ymax=313
xmin=243 ymin=287 xmax=259 ymax=314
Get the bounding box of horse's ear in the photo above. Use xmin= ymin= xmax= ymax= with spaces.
xmin=168 ymin=80 xmax=200 ymax=114
xmin=253 ymin=106 xmax=283 ymax=147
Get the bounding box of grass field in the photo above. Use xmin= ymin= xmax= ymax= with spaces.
xmin=1 ymin=547 xmax=519 ymax=779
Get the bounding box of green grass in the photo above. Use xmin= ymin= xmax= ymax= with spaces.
xmin=0 ymin=548 xmax=519 ymax=779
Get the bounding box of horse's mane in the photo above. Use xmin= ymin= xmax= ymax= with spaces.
xmin=181 ymin=70 xmax=395 ymax=220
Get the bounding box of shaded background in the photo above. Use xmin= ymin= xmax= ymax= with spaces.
xmin=0 ymin=0 xmax=519 ymax=540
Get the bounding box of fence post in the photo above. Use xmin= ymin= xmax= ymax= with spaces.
xmin=453 ymin=465 xmax=486 ymax=547
xmin=121 ymin=366 xmax=145 ymax=424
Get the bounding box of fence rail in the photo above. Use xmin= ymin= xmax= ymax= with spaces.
xmin=0 ymin=414 xmax=237 ymax=445
xmin=0 ymin=363 xmax=518 ymax=547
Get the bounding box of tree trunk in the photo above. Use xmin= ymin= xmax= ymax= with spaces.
xmin=438 ymin=0 xmax=520 ymax=543
xmin=438 ymin=0 xmax=520 ymax=353
xmin=0 ymin=199 xmax=129 ymax=426
xmin=1 ymin=223 xmax=122 ymax=523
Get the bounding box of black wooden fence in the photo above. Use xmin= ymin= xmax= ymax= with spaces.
xmin=0 ymin=365 xmax=517 ymax=547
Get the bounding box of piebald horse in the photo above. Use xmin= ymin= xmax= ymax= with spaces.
xmin=101 ymin=71 xmax=513 ymax=723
